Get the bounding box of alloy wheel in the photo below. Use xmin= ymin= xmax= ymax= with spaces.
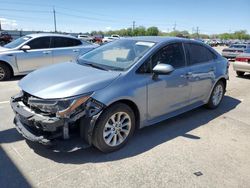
xmin=103 ymin=112 xmax=131 ymax=147
xmin=0 ymin=67 xmax=5 ymax=80
xmin=212 ymin=84 xmax=223 ymax=106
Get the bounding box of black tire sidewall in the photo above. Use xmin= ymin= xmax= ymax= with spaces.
xmin=0 ymin=64 xmax=11 ymax=81
xmin=93 ymin=103 xmax=135 ymax=153
xmin=206 ymin=81 xmax=225 ymax=109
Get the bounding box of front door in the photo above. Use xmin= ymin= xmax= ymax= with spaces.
xmin=146 ymin=43 xmax=191 ymax=122
xmin=16 ymin=37 xmax=52 ymax=73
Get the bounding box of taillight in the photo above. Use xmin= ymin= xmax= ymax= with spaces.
xmin=236 ymin=57 xmax=250 ymax=62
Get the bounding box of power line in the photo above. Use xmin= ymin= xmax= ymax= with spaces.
xmin=56 ymin=11 xmax=126 ymax=23
xmin=0 ymin=1 xmax=52 ymax=7
xmin=0 ymin=8 xmax=50 ymax=13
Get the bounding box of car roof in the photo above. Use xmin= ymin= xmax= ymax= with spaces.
xmin=26 ymin=33 xmax=77 ymax=39
xmin=124 ymin=36 xmax=198 ymax=44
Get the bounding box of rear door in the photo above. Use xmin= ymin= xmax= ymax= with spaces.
xmin=51 ymin=37 xmax=83 ymax=64
xmin=184 ymin=43 xmax=217 ymax=104
xmin=16 ymin=36 xmax=52 ymax=72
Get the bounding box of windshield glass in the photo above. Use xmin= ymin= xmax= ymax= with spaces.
xmin=78 ymin=39 xmax=155 ymax=71
xmin=4 ymin=36 xmax=32 ymax=49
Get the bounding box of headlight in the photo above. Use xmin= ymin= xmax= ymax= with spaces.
xmin=28 ymin=93 xmax=92 ymax=118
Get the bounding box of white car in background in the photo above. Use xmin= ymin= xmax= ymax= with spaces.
xmin=233 ymin=48 xmax=250 ymax=76
xmin=102 ymin=34 xmax=121 ymax=43
xmin=77 ymin=35 xmax=93 ymax=42
xmin=0 ymin=33 xmax=98 ymax=80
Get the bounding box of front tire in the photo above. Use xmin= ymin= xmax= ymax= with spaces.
xmin=93 ymin=103 xmax=135 ymax=153
xmin=0 ymin=63 xmax=11 ymax=81
xmin=205 ymin=81 xmax=225 ymax=109
xmin=236 ymin=71 xmax=245 ymax=77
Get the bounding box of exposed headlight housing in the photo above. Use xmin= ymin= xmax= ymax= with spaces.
xmin=28 ymin=93 xmax=92 ymax=118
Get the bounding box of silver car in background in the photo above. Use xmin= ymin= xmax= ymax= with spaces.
xmin=0 ymin=33 xmax=98 ymax=80
xmin=233 ymin=48 xmax=250 ymax=76
xmin=11 ymin=37 xmax=229 ymax=153
xmin=222 ymin=44 xmax=250 ymax=59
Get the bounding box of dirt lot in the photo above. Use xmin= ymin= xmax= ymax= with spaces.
xmin=0 ymin=47 xmax=250 ymax=188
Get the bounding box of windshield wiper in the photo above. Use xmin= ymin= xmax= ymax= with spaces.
xmin=84 ymin=63 xmax=108 ymax=71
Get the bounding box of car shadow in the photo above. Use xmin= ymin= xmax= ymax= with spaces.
xmin=0 ymin=128 xmax=24 ymax=144
xmin=0 ymin=146 xmax=31 ymax=187
xmin=237 ymin=74 xmax=250 ymax=79
xmin=22 ymin=95 xmax=241 ymax=164
xmin=1 ymin=75 xmax=25 ymax=82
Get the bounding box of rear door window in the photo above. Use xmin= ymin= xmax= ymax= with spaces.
xmin=51 ymin=37 xmax=82 ymax=48
xmin=185 ymin=43 xmax=216 ymax=65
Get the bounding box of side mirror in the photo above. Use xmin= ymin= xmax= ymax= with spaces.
xmin=153 ymin=64 xmax=174 ymax=75
xmin=20 ymin=45 xmax=31 ymax=51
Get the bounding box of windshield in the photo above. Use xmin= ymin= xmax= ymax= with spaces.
xmin=78 ymin=39 xmax=155 ymax=71
xmin=4 ymin=36 xmax=32 ymax=49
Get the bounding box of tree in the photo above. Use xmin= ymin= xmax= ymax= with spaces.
xmin=133 ymin=26 xmax=146 ymax=36
xmin=146 ymin=27 xmax=159 ymax=36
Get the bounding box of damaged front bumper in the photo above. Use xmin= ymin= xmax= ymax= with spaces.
xmin=10 ymin=92 xmax=105 ymax=147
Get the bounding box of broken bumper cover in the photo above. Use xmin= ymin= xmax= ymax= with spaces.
xmin=10 ymin=93 xmax=105 ymax=147
xmin=11 ymin=98 xmax=64 ymax=145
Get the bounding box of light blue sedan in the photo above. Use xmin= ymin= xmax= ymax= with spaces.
xmin=11 ymin=37 xmax=229 ymax=152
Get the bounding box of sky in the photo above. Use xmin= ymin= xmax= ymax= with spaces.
xmin=0 ymin=0 xmax=249 ymax=34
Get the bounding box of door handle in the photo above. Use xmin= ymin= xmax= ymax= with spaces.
xmin=43 ymin=51 xmax=51 ymax=54
xmin=181 ymin=72 xmax=193 ymax=79
xmin=73 ymin=49 xmax=79 ymax=52
xmin=209 ymin=67 xmax=215 ymax=72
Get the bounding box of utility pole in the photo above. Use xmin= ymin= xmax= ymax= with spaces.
xmin=132 ymin=21 xmax=135 ymax=31
xmin=132 ymin=21 xmax=136 ymax=36
xmin=173 ymin=22 xmax=176 ymax=31
xmin=196 ymin=26 xmax=199 ymax=38
xmin=53 ymin=7 xmax=57 ymax=33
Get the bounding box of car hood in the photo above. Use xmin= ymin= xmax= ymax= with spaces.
xmin=0 ymin=46 xmax=12 ymax=52
xmin=19 ymin=62 xmax=121 ymax=99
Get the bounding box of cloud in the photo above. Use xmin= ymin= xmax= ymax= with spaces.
xmin=105 ymin=26 xmax=112 ymax=30
xmin=0 ymin=18 xmax=18 ymax=29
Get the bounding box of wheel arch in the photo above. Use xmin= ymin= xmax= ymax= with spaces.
xmin=105 ymin=99 xmax=140 ymax=130
xmin=0 ymin=60 xmax=14 ymax=77
xmin=206 ymin=76 xmax=227 ymax=103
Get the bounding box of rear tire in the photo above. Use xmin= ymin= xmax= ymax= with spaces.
xmin=236 ymin=71 xmax=245 ymax=77
xmin=0 ymin=63 xmax=11 ymax=81
xmin=92 ymin=103 xmax=135 ymax=153
xmin=205 ymin=81 xmax=225 ymax=109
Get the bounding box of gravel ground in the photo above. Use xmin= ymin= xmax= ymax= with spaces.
xmin=0 ymin=46 xmax=250 ymax=188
